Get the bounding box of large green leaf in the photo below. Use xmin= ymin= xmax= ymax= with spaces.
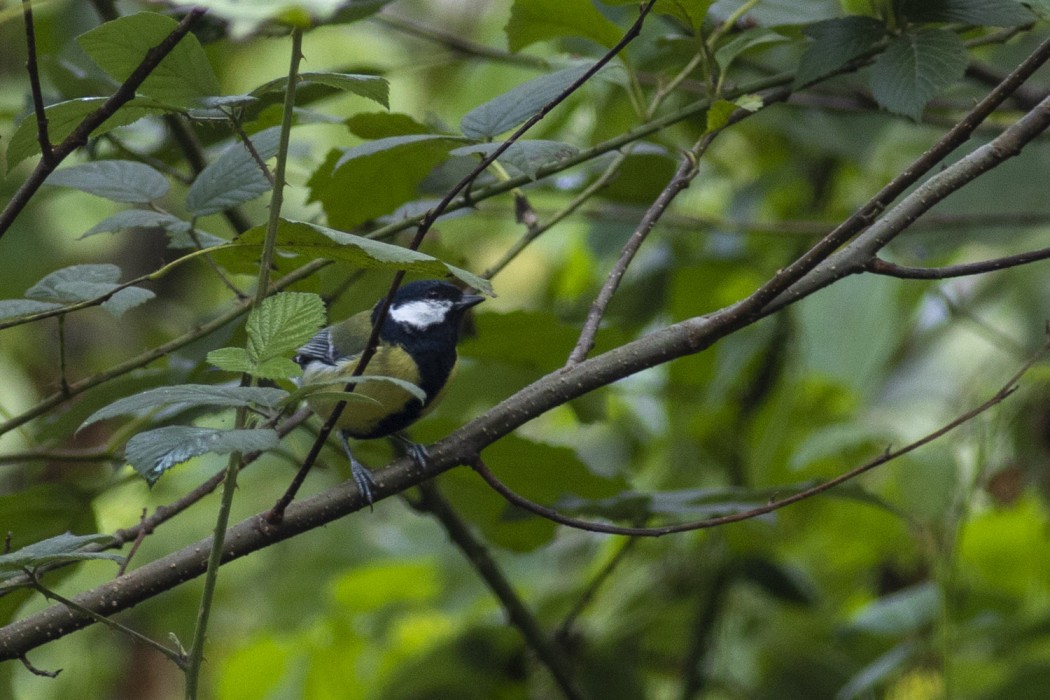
xmin=253 ymin=72 xmax=389 ymax=108
xmin=795 ymin=16 xmax=886 ymax=87
xmin=124 ymin=426 xmax=281 ymax=484
xmin=506 ymin=0 xmax=624 ymax=52
xmin=0 ymin=532 xmax=123 ymax=581
xmin=450 ymin=140 xmax=578 ymax=179
xmin=308 ymin=138 xmax=461 ymax=230
xmin=76 ymin=12 xmax=221 ymax=106
xmin=45 ymin=160 xmax=169 ymax=203
xmin=5 ymin=97 xmax=173 ymax=169
xmin=214 ymin=220 xmax=492 ymax=294
xmin=24 ymin=264 xmax=154 ymax=317
xmin=80 ymin=385 xmax=290 ymax=430
xmin=186 ymin=127 xmax=282 ymax=216
xmin=246 ymin=292 xmax=327 ymax=363
xmin=346 ymin=112 xmax=431 ymax=139
xmin=870 ymin=29 xmax=968 ymax=119
xmin=896 ymin=0 xmax=1033 ymax=25
xmin=460 ymin=65 xmax=591 ymax=139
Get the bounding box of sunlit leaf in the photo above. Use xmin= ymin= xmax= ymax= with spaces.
xmin=45 ymin=160 xmax=169 ymax=203
xmin=125 ymin=426 xmax=281 ymax=484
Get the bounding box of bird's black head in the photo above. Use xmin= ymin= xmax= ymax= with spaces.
xmin=373 ymin=280 xmax=484 ymax=339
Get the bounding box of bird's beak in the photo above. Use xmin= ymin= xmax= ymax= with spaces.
xmin=456 ymin=294 xmax=485 ymax=310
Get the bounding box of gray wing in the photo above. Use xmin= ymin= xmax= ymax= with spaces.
xmin=294 ymin=327 xmax=337 ymax=368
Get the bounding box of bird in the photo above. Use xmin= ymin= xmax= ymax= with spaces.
xmin=293 ymin=279 xmax=484 ymax=505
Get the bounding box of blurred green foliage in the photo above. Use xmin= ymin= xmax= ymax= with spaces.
xmin=2 ymin=0 xmax=1050 ymax=698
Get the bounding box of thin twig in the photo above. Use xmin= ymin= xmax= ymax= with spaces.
xmin=19 ymin=654 xmax=59 ymax=678
xmin=23 ymin=568 xmax=188 ymax=669
xmin=568 ymin=132 xmax=717 ymax=365
xmin=21 ymin=0 xmax=53 ymax=164
xmin=413 ymin=481 xmax=583 ymax=700
xmin=556 ymin=537 xmax=638 ymax=642
xmin=117 ymin=509 xmax=150 ymax=576
xmin=470 ymin=335 xmax=1039 ymax=535
xmin=868 ymin=246 xmax=1050 ymax=280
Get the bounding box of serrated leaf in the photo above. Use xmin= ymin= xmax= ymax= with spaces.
xmin=207 ymin=347 xmax=254 ymax=373
xmin=0 ymin=299 xmax=63 ymax=322
xmin=870 ymin=28 xmax=968 ymax=119
xmin=896 ymin=0 xmax=1033 ymax=26
xmin=246 ymin=292 xmax=327 ymax=364
xmin=6 ymin=97 xmax=173 ymax=170
xmin=82 ymin=209 xmax=192 ymax=237
xmin=76 ymin=12 xmax=221 ymax=106
xmin=80 ymin=385 xmax=289 ymax=430
xmin=254 ymin=72 xmax=389 ymax=108
xmin=101 ymin=286 xmax=156 ymax=317
xmin=714 ymin=28 xmax=790 ymax=74
xmin=212 ymin=220 xmax=493 ymax=295
xmin=796 ymin=16 xmax=886 ymax=87
xmin=186 ymin=127 xmax=282 ymax=216
xmin=460 ymin=65 xmax=591 ymax=139
xmin=506 ymin=0 xmax=623 ymax=52
xmin=26 ymin=264 xmax=121 ymax=303
xmin=333 ymin=134 xmax=456 ymax=169
xmin=252 ymin=357 xmax=305 ymax=380
xmin=0 ymin=532 xmax=122 ymax=580
xmin=46 ymin=160 xmax=169 ymax=203
xmin=346 ymin=112 xmax=431 ymax=139
xmin=450 ymin=140 xmax=578 ymax=179
xmin=125 ymin=426 xmax=281 ymax=484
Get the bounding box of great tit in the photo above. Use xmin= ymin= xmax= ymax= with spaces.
xmin=294 ymin=279 xmax=484 ymax=504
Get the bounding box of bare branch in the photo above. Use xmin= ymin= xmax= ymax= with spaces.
xmin=21 ymin=0 xmax=53 ymax=164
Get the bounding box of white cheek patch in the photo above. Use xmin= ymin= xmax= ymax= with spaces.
xmin=390 ymin=300 xmax=451 ymax=329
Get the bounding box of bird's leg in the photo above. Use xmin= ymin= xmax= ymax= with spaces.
xmin=390 ymin=432 xmax=429 ymax=472
xmin=340 ymin=430 xmax=376 ymax=509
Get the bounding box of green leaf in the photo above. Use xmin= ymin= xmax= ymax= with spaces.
xmin=213 ymin=219 xmax=493 ymax=295
xmin=346 ymin=112 xmax=432 ymax=139
xmin=0 ymin=532 xmax=123 ymax=580
xmin=308 ymin=138 xmax=460 ymax=230
xmin=80 ymin=385 xmax=289 ymax=430
xmin=45 ymin=160 xmax=169 ymax=203
xmin=253 ymin=72 xmax=389 ymax=108
xmin=251 ymin=356 xmax=305 ymax=380
xmin=246 ymin=292 xmax=327 ymax=364
xmin=82 ymin=209 xmax=191 ymax=237
xmin=6 ymin=97 xmax=173 ymax=169
xmin=25 ymin=264 xmax=154 ymax=317
xmin=714 ymin=28 xmax=791 ymax=74
xmin=125 ymin=426 xmax=281 ymax=484
xmin=849 ymin=583 xmax=940 ymax=636
xmin=896 ymin=0 xmax=1033 ymax=25
xmin=0 ymin=299 xmax=63 ymax=322
xmin=207 ymin=347 xmax=255 ymax=374
xmin=450 ymin=140 xmax=579 ymax=179
xmin=705 ymin=99 xmax=738 ymax=132
xmin=506 ymin=0 xmax=624 ymax=51
xmin=186 ymin=127 xmax=282 ymax=216
xmin=601 ymin=0 xmax=714 ymax=32
xmin=837 ymin=642 xmax=918 ymax=700
xmin=1022 ymin=0 xmax=1050 ymax=20
xmin=796 ymin=16 xmax=886 ymax=87
xmin=460 ymin=65 xmax=591 ymax=139
xmin=76 ymin=12 xmax=221 ymax=106
xmin=870 ymin=29 xmax=968 ymax=119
